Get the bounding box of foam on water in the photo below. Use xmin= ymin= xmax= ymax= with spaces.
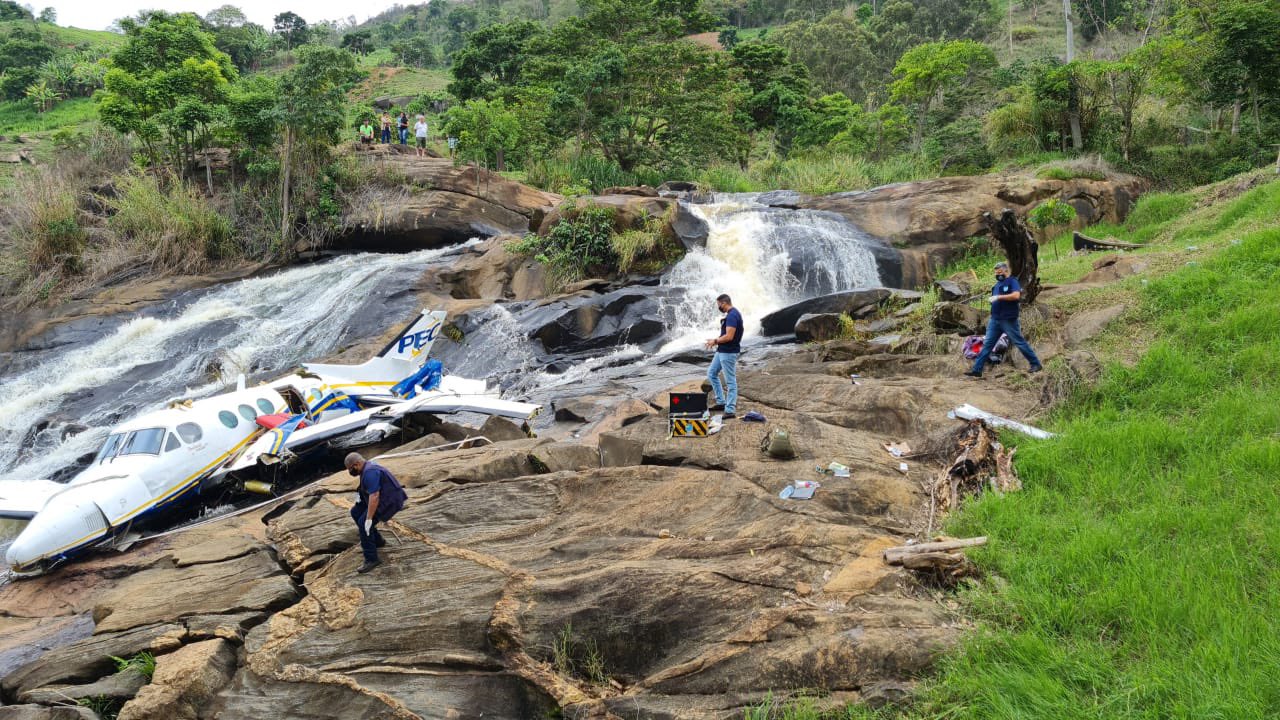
xmin=0 ymin=244 xmax=475 ymax=485
xmin=658 ymin=195 xmax=883 ymax=351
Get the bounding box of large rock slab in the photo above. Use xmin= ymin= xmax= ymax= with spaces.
xmin=91 ymin=548 xmax=299 ymax=634
xmin=2 ymin=623 xmax=185 ymax=698
xmin=760 ymin=289 xmax=893 ymax=337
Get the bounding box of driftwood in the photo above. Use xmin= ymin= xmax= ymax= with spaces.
xmin=883 ymin=536 xmax=988 ymax=565
xmin=1073 ymin=231 xmax=1144 ymax=252
xmin=983 ymin=208 xmax=1041 ymax=304
xmin=933 ymin=420 xmax=1021 ymax=515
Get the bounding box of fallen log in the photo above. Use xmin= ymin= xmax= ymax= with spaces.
xmin=883 ymin=536 xmax=987 ymax=565
xmin=1073 ymin=231 xmax=1143 ymax=252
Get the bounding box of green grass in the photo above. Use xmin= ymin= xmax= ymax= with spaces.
xmin=696 ymin=152 xmax=937 ymax=195
xmin=741 ymin=176 xmax=1280 ymax=720
xmin=0 ymin=96 xmax=96 ymax=135
xmin=0 ymin=20 xmax=123 ymax=49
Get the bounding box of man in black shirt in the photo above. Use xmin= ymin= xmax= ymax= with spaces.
xmin=704 ymin=294 xmax=744 ymax=419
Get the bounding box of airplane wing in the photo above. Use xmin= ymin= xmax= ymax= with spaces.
xmin=0 ymin=479 xmax=65 ymax=520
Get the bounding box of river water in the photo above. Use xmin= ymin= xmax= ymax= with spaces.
xmin=0 ymin=195 xmax=893 ymax=559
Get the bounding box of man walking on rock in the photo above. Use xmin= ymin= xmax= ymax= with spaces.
xmin=965 ymin=261 xmax=1042 ymax=379
xmin=705 ymin=294 xmax=744 ymax=419
xmin=345 ymin=452 xmax=408 ymax=573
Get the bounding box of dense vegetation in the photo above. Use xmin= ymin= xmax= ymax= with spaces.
xmin=2 ymin=0 xmax=1278 ymax=301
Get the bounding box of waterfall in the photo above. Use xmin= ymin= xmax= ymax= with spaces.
xmin=657 ymin=194 xmax=885 ymax=350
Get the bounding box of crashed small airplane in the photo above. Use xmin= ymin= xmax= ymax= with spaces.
xmin=0 ymin=310 xmax=539 ymax=574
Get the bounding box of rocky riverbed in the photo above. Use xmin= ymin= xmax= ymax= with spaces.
xmin=0 ymin=163 xmax=1144 ymax=719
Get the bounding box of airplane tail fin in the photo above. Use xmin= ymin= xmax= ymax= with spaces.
xmin=303 ymin=310 xmax=448 ymax=397
xmin=376 ymin=310 xmax=446 ymax=363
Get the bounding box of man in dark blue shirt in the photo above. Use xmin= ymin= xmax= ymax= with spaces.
xmin=704 ymin=293 xmax=744 ymax=418
xmin=344 ymin=452 xmax=408 ymax=573
xmin=965 ymin=261 xmax=1043 ymax=379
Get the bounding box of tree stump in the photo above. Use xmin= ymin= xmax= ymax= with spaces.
xmin=983 ymin=208 xmax=1041 ymax=304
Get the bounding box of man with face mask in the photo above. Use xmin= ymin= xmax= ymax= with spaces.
xmin=964 ymin=261 xmax=1043 ymax=379
xmin=344 ymin=452 xmax=409 ymax=573
xmin=704 ymin=293 xmax=744 ymax=419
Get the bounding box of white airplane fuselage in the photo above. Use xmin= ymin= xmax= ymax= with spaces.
xmin=3 ymin=386 xmax=287 ymax=571
xmin=1 ymin=309 xmax=541 ymax=574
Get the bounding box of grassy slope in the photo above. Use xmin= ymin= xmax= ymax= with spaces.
xmin=838 ymin=174 xmax=1279 ymax=720
xmin=745 ymin=173 xmax=1280 ymax=720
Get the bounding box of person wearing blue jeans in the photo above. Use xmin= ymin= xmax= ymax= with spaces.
xmin=965 ymin=261 xmax=1042 ymax=378
xmin=705 ymin=294 xmax=744 ymax=419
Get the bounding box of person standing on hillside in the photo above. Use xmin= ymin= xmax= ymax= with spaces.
xmin=414 ymin=115 xmax=429 ymax=157
xmin=397 ymin=111 xmax=409 ymax=145
xmin=965 ymin=261 xmax=1043 ymax=379
xmin=379 ymin=112 xmax=392 ymax=144
xmin=704 ymin=294 xmax=744 ymax=419
xmin=344 ymin=452 xmax=408 ymax=574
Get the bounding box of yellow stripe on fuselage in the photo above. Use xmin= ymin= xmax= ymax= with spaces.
xmin=31 ymin=431 xmax=261 ymax=562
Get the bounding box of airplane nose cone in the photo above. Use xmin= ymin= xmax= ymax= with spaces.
xmin=5 ymin=533 xmax=35 ymax=570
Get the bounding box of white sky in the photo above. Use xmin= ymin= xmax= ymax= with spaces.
xmin=45 ymin=0 xmax=405 ymax=31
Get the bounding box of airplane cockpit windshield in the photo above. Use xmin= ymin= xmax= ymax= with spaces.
xmin=96 ymin=428 xmax=168 ymax=463
xmin=94 ymin=433 xmax=125 ymax=464
xmin=120 ymin=428 xmax=166 ymax=456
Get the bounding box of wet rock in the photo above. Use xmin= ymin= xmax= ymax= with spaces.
xmin=933 ymin=279 xmax=969 ymax=301
xmin=670 ymin=202 xmax=710 ymax=250
xmin=756 ymin=189 xmax=810 ymax=208
xmin=19 ymin=669 xmax=148 ymax=705
xmin=117 ymin=639 xmax=236 ymax=720
xmin=523 ymin=287 xmax=673 ymax=353
xmin=342 ymin=189 xmax=533 ymax=250
xmin=930 ymin=302 xmax=988 ymax=335
xmin=760 ymin=289 xmax=892 ymax=337
xmin=0 ymin=707 xmax=100 ymax=720
xmin=794 ymin=313 xmax=846 ymax=343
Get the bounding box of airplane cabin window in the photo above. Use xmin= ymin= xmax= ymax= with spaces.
xmin=176 ymin=422 xmax=203 ymax=443
xmin=238 ymin=404 xmax=257 ymax=421
xmin=95 ymin=433 xmax=125 ymax=464
xmin=121 ymin=428 xmax=165 ymax=456
xmin=218 ymin=410 xmax=238 ymax=429
xmin=256 ymin=398 xmax=275 ymax=415
xmin=165 ymin=433 xmax=181 ymax=452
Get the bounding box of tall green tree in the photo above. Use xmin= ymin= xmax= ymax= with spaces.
xmin=273 ymin=11 xmax=309 ymax=50
xmin=447 ymin=20 xmax=545 ymax=101
xmin=890 ymin=39 xmax=996 ymax=148
xmin=96 ymin=12 xmax=238 ymax=177
xmin=774 ymin=13 xmax=879 ymax=104
xmin=276 ymin=45 xmax=361 ymax=243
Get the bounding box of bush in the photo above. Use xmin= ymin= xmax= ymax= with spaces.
xmin=1035 ymin=154 xmax=1112 ymax=181
xmin=524 ymin=153 xmax=638 ymax=195
xmin=108 ymin=174 xmax=234 ymax=270
xmin=508 ymin=204 xmax=618 ymax=287
xmin=611 ymin=208 xmax=684 ymax=274
xmin=0 ymin=163 xmax=86 ymax=293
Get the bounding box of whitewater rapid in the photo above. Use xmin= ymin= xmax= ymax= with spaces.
xmin=0 ymin=244 xmax=476 ymax=487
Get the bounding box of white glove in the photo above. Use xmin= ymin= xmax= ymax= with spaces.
xmin=990 ymin=296 xmax=1000 ymax=303
xmin=363 ymin=518 xmax=372 ymax=535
